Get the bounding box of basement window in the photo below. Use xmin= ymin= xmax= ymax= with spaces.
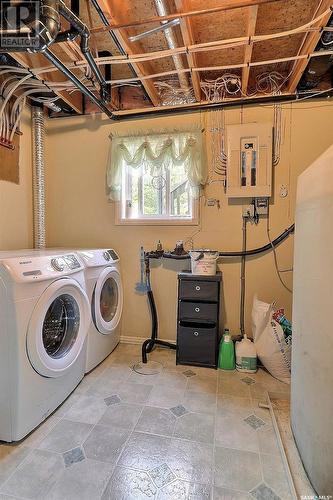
xmin=118 ymin=163 xmax=197 ymax=224
xmin=107 ymin=131 xmax=204 ymax=225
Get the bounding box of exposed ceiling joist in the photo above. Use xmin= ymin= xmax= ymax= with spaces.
xmin=95 ymin=0 xmax=160 ymax=106
xmin=287 ymin=0 xmax=333 ymax=93
xmin=91 ymin=0 xmax=277 ymax=33
xmin=175 ymin=0 xmax=202 ymax=102
xmin=242 ymin=5 xmax=258 ymax=94
xmin=93 ymin=49 xmax=333 ymax=86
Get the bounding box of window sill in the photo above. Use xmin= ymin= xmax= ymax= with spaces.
xmin=114 ymin=201 xmax=199 ymax=226
xmin=115 ymin=218 xmax=199 ymax=226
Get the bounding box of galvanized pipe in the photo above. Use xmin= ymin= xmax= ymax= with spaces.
xmin=31 ymin=107 xmax=46 ymax=249
xmin=154 ymin=0 xmax=190 ymax=92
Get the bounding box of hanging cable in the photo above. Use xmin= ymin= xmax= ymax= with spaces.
xmin=266 ymin=205 xmax=293 ymax=293
xmin=240 ymin=216 xmax=247 ymax=336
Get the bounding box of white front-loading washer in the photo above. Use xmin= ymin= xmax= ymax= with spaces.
xmin=76 ymin=249 xmax=123 ymax=373
xmin=0 ymin=250 xmax=90 ymax=442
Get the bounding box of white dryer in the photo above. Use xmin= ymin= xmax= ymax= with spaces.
xmin=0 ymin=250 xmax=90 ymax=442
xmin=77 ymin=249 xmax=123 ymax=373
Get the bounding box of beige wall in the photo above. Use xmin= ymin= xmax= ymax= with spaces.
xmin=0 ymin=108 xmax=33 ymax=250
xmin=45 ymin=102 xmax=333 ymax=340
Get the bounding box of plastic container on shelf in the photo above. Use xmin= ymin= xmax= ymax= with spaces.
xmin=189 ymin=250 xmax=219 ymax=275
xmin=235 ymin=334 xmax=257 ymax=373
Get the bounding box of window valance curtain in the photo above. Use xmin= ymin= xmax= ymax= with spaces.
xmin=106 ymin=130 xmax=206 ymax=201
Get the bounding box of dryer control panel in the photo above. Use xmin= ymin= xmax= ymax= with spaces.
xmin=106 ymin=249 xmax=119 ymax=262
xmin=78 ymin=249 xmax=120 ymax=268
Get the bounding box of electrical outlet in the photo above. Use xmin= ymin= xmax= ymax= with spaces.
xmin=279 ymin=185 xmax=288 ymax=198
xmin=206 ymin=198 xmax=220 ymax=209
xmin=242 ymin=205 xmax=254 ymax=218
xmin=254 ymin=197 xmax=269 ymax=215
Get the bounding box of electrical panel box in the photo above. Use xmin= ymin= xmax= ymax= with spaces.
xmin=226 ymin=123 xmax=273 ymax=198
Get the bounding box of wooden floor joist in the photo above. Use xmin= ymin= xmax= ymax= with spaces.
xmin=91 ymin=0 xmax=278 ymax=33
xmin=287 ymin=0 xmax=333 ymax=93
xmin=95 ymin=0 xmax=160 ymax=107
xmin=175 ymin=0 xmax=202 ymax=102
xmin=242 ymin=5 xmax=259 ymax=94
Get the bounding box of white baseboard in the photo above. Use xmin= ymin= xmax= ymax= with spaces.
xmin=120 ymin=335 xmax=175 ymax=345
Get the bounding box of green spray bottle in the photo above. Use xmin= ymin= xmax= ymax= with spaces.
xmin=218 ymin=332 xmax=236 ymax=370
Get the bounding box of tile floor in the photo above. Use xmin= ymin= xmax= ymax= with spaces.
xmin=0 ymin=344 xmax=292 ymax=500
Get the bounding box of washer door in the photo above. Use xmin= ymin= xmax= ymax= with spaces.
xmin=93 ymin=267 xmax=123 ymax=335
xmin=27 ymin=278 xmax=90 ymax=378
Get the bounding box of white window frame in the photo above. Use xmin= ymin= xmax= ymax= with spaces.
xmin=115 ymin=164 xmax=199 ymax=226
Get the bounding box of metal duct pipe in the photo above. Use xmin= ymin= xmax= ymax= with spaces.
xmin=154 ymin=0 xmax=190 ymax=92
xmin=0 ymin=0 xmax=60 ymax=53
xmin=31 ymin=107 xmax=46 ymax=249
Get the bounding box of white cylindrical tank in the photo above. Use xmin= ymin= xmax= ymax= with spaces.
xmin=291 ymin=145 xmax=333 ymax=496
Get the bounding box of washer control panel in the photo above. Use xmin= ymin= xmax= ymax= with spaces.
xmin=51 ymin=257 xmax=65 ymax=272
xmin=103 ymin=251 xmax=111 ymax=261
xmin=1 ymin=253 xmax=84 ymax=282
xmin=64 ymin=254 xmax=81 ymax=270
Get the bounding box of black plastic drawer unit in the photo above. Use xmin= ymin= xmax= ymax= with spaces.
xmin=176 ymin=271 xmax=222 ymax=369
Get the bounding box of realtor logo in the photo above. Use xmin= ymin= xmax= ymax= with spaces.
xmin=0 ymin=1 xmax=40 ymax=49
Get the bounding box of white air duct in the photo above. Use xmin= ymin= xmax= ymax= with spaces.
xmin=31 ymin=107 xmax=46 ymax=249
xmin=154 ymin=0 xmax=190 ymax=92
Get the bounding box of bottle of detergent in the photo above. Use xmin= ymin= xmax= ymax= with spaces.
xmin=218 ymin=332 xmax=235 ymax=370
xmin=235 ymin=334 xmax=257 ymax=373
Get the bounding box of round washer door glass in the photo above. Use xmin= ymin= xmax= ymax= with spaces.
xmin=27 ymin=278 xmax=90 ymax=378
xmin=94 ymin=267 xmax=123 ymax=335
xmin=42 ymin=294 xmax=80 ymax=359
xmin=100 ymin=277 xmax=118 ymax=323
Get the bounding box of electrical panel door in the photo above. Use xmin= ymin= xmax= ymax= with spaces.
xmin=226 ymin=123 xmax=273 ymax=198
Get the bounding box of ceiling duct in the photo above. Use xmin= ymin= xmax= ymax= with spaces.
xmin=153 ymin=0 xmax=190 ymax=94
xmin=298 ymin=13 xmax=333 ymax=91
xmin=0 ymin=0 xmax=115 ymax=117
xmin=0 ymin=0 xmax=60 ymax=52
xmin=128 ymin=18 xmax=180 ymax=43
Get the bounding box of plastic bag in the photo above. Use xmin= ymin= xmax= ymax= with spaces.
xmin=252 ymin=295 xmax=291 ymax=384
xmin=272 ymin=309 xmax=292 ymax=346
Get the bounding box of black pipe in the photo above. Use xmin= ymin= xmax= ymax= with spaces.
xmin=149 ymin=224 xmax=295 ymax=260
xmin=141 ymin=223 xmax=294 ymax=364
xmin=89 ymin=0 xmax=134 ymax=67
xmin=219 ymin=223 xmax=295 ymax=257
xmin=111 ymin=91 xmax=333 ymax=121
xmin=54 ymin=28 xmax=78 ymax=43
xmin=58 ymin=1 xmax=110 ymax=102
xmin=43 ymin=48 xmax=117 ymax=119
xmin=141 ymin=255 xmax=176 ymax=364
xmin=90 ymin=0 xmax=151 ymax=103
